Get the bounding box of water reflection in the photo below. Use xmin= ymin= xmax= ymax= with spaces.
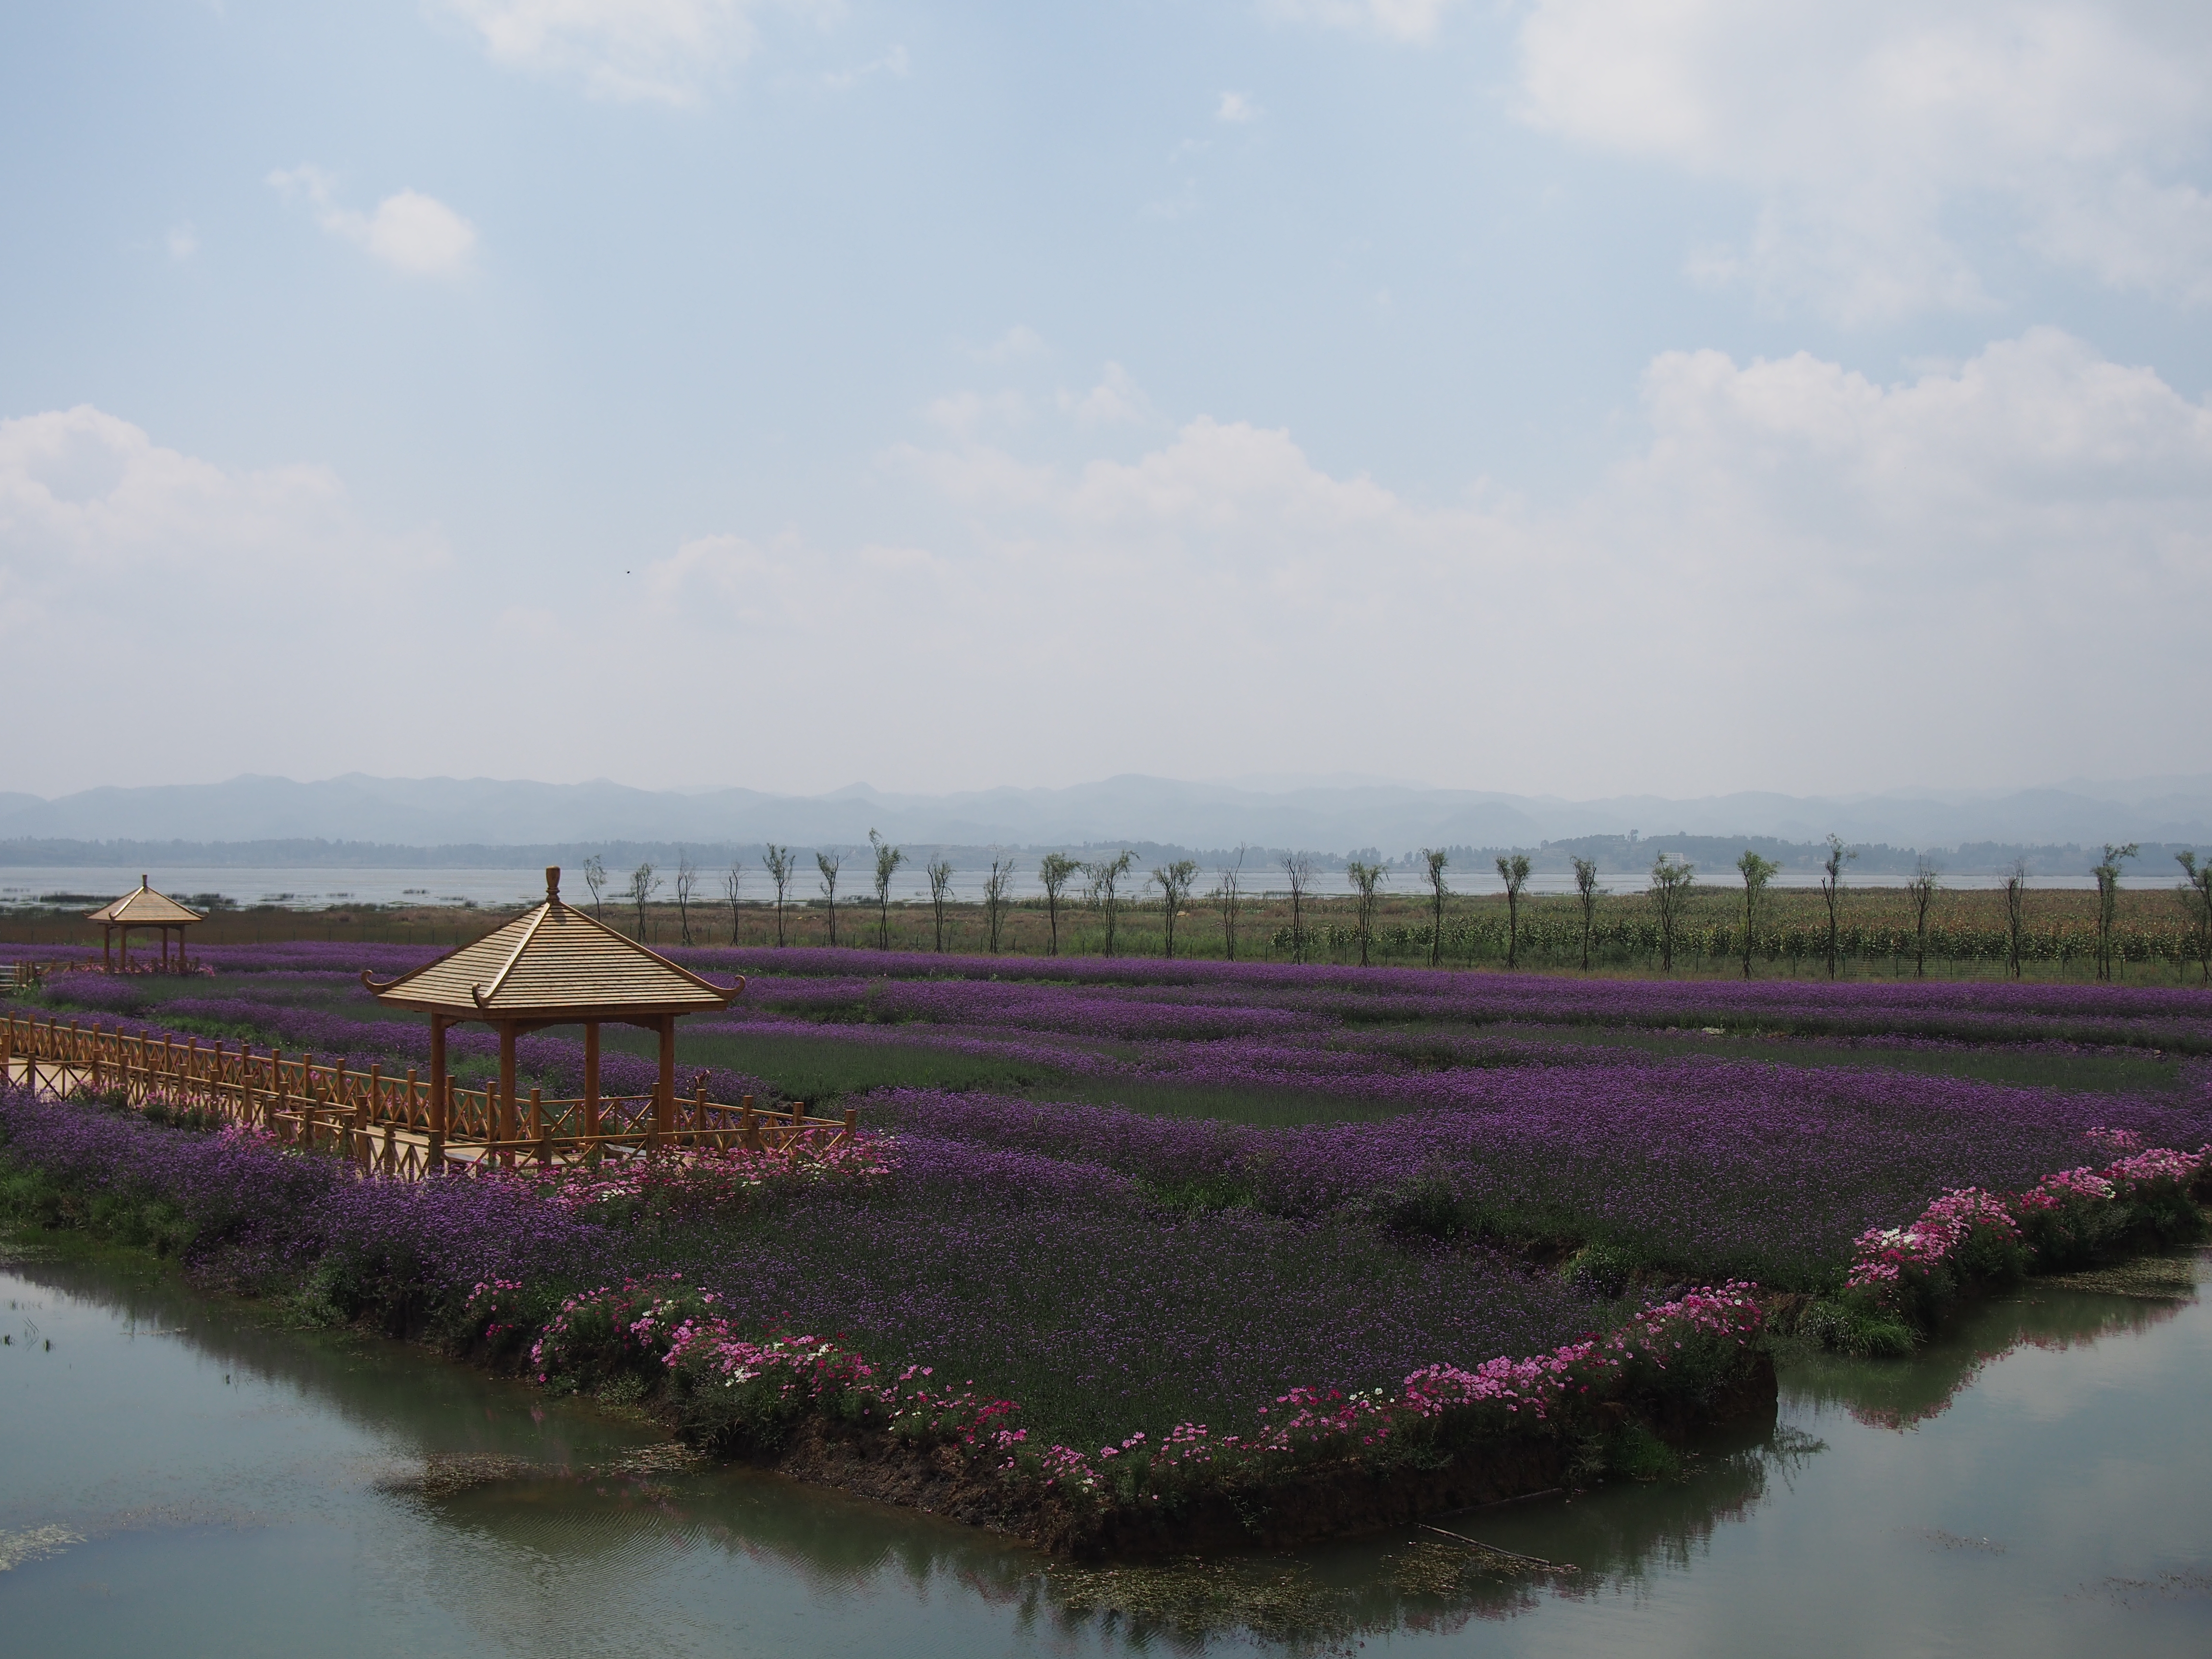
xmin=2 ymin=1240 xmax=2206 ymax=1657
xmin=1785 ymin=1258 xmax=2198 ymax=1431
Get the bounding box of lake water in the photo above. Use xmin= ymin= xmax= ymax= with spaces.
xmin=0 ymin=864 xmax=2152 ymax=913
xmin=3 ymin=1243 xmax=2207 ymax=1657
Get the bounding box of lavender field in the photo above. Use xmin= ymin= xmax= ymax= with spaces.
xmin=6 ymin=941 xmax=2210 ymax=1450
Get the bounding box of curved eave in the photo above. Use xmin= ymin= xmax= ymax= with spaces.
xmin=371 ymin=992 xmax=739 ymax=1022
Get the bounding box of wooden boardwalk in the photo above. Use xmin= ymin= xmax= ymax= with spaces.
xmin=1 ymin=1010 xmax=855 ymax=1178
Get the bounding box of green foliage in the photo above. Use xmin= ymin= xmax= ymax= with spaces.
xmin=1798 ymin=1298 xmax=1916 ymax=1358
xmin=1601 ymin=1421 xmax=1682 ymax=1482
xmin=0 ymin=1151 xmax=198 ymax=1258
xmin=1561 ymin=1241 xmax=1642 ymax=1299
xmin=2013 ymin=1181 xmax=2207 ymax=1273
xmin=1376 ymin=1170 xmax=1466 ymax=1239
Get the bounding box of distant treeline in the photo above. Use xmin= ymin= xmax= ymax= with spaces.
xmin=3 ymin=833 xmax=2204 ymax=879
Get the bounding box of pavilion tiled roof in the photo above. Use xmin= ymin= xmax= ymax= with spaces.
xmin=367 ymin=868 xmax=738 ymax=1020
xmin=86 ymin=878 xmax=204 ymax=926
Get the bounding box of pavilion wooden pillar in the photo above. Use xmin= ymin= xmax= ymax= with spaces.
xmin=497 ymin=1022 xmax=518 ymax=1155
xmin=427 ymin=1014 xmax=448 ymax=1161
xmin=102 ymin=926 xmax=113 ymax=973
xmin=582 ymin=1021 xmax=601 ymax=1147
xmin=654 ymin=1014 xmax=675 ymax=1142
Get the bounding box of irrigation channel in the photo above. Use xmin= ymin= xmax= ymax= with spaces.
xmin=2 ymin=1239 xmax=2206 ymax=1657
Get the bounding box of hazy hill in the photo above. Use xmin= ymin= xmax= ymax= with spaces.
xmin=0 ymin=772 xmax=2206 ymax=863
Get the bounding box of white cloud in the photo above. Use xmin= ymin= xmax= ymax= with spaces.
xmin=823 ymin=43 xmax=908 ymax=92
xmin=973 ymin=325 xmax=1047 ymax=365
xmin=2023 ymin=173 xmax=2212 ymax=306
xmin=16 ymin=336 xmax=2208 ymax=797
xmin=166 ymin=223 xmax=198 ymax=262
xmin=841 ymin=329 xmax=2211 ymax=794
xmin=922 ymin=388 xmax=1033 ymax=441
xmin=269 ymin=167 xmax=477 ymax=277
xmin=0 ymin=406 xmax=410 ymax=588
xmin=0 ymin=408 xmax=454 ymax=778
xmin=1058 ymin=363 xmax=1160 ymax=429
xmin=1516 ymin=0 xmax=2212 ymax=320
xmin=1216 ymin=90 xmax=1260 ymax=124
xmin=1262 ymin=0 xmax=1459 ymax=45
xmin=439 ymin=0 xmax=828 ymax=104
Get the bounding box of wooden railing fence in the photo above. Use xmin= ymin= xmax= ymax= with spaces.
xmin=0 ymin=1011 xmax=856 ymax=1180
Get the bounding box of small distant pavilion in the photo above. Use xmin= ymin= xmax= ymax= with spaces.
xmin=363 ymin=866 xmax=741 ymax=1155
xmin=87 ymin=878 xmax=204 ymax=973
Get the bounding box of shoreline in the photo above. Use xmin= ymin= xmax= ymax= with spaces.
xmin=6 ymin=1087 xmax=2203 ymax=1557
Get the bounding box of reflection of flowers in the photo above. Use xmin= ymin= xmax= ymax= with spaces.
xmin=1829 ymin=1290 xmax=2194 ymax=1433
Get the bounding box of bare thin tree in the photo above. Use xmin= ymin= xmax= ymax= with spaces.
xmin=1150 ymin=858 xmax=1199 ymax=959
xmin=763 ymin=844 xmax=796 ymax=948
xmin=926 ymin=857 xmax=955 ymax=952
xmin=722 ymin=863 xmax=745 ymax=945
xmin=1421 ymin=848 xmax=1450 ymax=968
xmin=1494 ymin=853 xmax=1531 ymax=971
xmin=816 ymin=850 xmax=843 ymax=948
xmin=1736 ymin=850 xmax=1778 ymax=981
xmin=1038 ymin=853 xmax=1080 ymax=956
xmin=868 ymin=829 xmax=905 ymax=950
xmin=983 ymin=857 xmax=1016 ymax=953
xmin=1906 ymin=858 xmax=1939 ymax=979
xmin=1647 ymin=852 xmax=1695 ymax=973
xmin=1211 ymin=846 xmax=1247 ymax=962
xmin=2177 ymin=851 xmax=2212 ymax=985
xmin=2003 ymin=858 xmax=2029 ymax=979
xmin=674 ymin=848 xmax=698 ymax=946
xmin=1345 ymin=859 xmax=1387 ymax=967
xmin=1572 ymin=856 xmax=1600 ymax=971
xmin=1281 ymin=853 xmax=1314 ymax=963
xmin=626 ymin=861 xmax=661 ymax=941
xmin=1818 ymin=834 xmax=1856 ymax=978
xmin=1085 ymin=850 xmax=1136 ymax=957
xmin=2093 ymin=842 xmax=2139 ymax=982
xmin=582 ymin=855 xmax=608 ymax=922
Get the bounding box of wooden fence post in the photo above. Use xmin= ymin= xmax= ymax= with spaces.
xmin=357 ymin=1064 xmax=377 ymax=1170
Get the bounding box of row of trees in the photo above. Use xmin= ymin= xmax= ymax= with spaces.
xmin=571 ymin=837 xmax=2212 ymax=983
xmin=1721 ymin=838 xmax=2195 ymax=982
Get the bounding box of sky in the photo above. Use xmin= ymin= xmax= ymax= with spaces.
xmin=3 ymin=0 xmax=2209 ymax=803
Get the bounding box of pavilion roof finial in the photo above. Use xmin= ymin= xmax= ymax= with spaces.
xmin=546 ymin=866 xmax=561 ymax=905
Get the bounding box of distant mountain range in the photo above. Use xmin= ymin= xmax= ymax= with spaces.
xmin=0 ymin=772 xmax=2207 ymax=868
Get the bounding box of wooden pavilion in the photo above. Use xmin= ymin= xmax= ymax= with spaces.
xmin=87 ymin=878 xmax=204 ymax=973
xmin=362 ymin=866 xmax=741 ymax=1160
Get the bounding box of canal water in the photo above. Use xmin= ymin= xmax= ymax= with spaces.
xmin=2 ymin=1242 xmax=2207 ymax=1657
